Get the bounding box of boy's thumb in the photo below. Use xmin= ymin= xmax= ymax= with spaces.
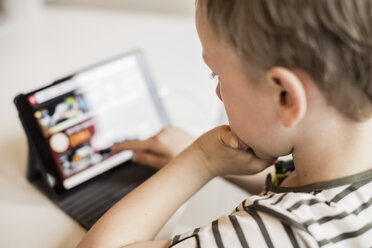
xmin=220 ymin=126 xmax=239 ymax=149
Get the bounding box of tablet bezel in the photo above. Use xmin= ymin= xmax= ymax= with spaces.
xmin=14 ymin=50 xmax=170 ymax=195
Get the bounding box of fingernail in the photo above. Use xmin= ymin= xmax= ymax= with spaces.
xmin=230 ymin=137 xmax=239 ymax=149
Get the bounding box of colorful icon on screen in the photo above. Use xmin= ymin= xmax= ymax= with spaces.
xmin=28 ymin=95 xmax=38 ymax=106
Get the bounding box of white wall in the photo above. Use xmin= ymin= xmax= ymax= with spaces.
xmin=46 ymin=0 xmax=195 ymax=16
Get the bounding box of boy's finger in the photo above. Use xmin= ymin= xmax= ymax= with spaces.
xmin=218 ymin=126 xmax=249 ymax=151
xmin=111 ymin=139 xmax=152 ymax=152
xmin=219 ymin=126 xmax=240 ymax=149
xmin=132 ymin=152 xmax=168 ymax=170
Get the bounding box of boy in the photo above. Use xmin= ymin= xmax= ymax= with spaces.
xmin=78 ymin=0 xmax=372 ymax=247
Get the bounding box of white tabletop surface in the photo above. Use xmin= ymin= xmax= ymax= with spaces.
xmin=0 ymin=6 xmax=248 ymax=247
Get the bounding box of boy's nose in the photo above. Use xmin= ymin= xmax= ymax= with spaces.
xmin=216 ymin=82 xmax=223 ymax=102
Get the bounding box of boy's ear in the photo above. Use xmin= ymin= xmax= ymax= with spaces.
xmin=266 ymin=67 xmax=307 ymax=128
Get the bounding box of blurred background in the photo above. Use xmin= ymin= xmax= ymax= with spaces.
xmin=0 ymin=0 xmax=194 ymax=18
xmin=0 ymin=0 xmax=226 ymax=137
xmin=48 ymin=0 xmax=194 ymax=15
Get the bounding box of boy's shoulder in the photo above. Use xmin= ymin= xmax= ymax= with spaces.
xmin=171 ymin=166 xmax=372 ymax=248
xmin=238 ymin=170 xmax=372 ymax=246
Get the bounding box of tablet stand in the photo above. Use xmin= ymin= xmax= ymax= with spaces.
xmin=27 ymin=140 xmax=41 ymax=180
xmin=26 ymin=140 xmax=57 ymax=199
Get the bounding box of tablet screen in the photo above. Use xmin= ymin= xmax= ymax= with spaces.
xmin=26 ymin=54 xmax=166 ymax=189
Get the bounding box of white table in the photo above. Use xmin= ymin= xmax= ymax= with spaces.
xmin=0 ymin=6 xmax=248 ymax=247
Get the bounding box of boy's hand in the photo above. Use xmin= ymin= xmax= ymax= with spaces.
xmin=192 ymin=125 xmax=277 ymax=177
xmin=111 ymin=126 xmax=194 ymax=169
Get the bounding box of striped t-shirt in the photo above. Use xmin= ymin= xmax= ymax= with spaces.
xmin=170 ymin=161 xmax=372 ymax=248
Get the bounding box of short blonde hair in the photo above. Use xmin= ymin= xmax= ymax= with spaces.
xmin=197 ymin=0 xmax=372 ymax=121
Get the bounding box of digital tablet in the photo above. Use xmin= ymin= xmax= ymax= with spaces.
xmin=14 ymin=50 xmax=170 ymax=195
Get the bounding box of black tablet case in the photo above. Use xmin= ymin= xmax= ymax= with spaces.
xmin=26 ymin=138 xmax=156 ymax=229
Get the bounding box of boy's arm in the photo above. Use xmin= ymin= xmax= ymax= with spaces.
xmin=121 ymin=240 xmax=171 ymax=248
xmin=78 ymin=126 xmax=275 ymax=248
xmin=78 ymin=146 xmax=213 ymax=248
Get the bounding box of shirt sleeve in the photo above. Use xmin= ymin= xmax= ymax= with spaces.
xmin=169 ymin=209 xmax=308 ymax=248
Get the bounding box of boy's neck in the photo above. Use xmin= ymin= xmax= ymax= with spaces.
xmin=288 ymin=116 xmax=372 ymax=187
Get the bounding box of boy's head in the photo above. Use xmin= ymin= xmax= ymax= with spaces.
xmin=195 ymin=0 xmax=372 ymax=159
